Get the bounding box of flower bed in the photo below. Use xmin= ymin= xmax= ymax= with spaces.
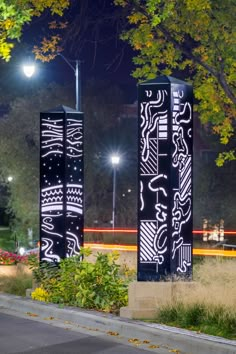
xmin=0 ymin=249 xmax=28 ymax=265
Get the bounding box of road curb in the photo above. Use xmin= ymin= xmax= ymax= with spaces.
xmin=0 ymin=294 xmax=235 ymax=354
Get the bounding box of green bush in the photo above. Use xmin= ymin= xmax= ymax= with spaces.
xmin=31 ymin=249 xmax=129 ymax=313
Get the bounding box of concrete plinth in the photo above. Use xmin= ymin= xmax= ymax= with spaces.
xmin=120 ymin=281 xmax=195 ymax=320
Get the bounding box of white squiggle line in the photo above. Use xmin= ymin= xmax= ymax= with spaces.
xmin=42 ymin=139 xmax=63 ymax=145
xmin=41 ymin=238 xmax=60 ymax=262
xmin=42 ymin=217 xmax=54 ymax=230
xmin=67 ymin=183 xmax=83 ymax=188
xmin=175 ymin=102 xmax=192 ymax=124
xmin=42 ymin=197 xmax=63 ymax=204
xmin=66 ymin=231 xmax=81 ymax=256
xmin=42 ymin=124 xmax=63 ymax=130
xmin=140 ymin=181 xmax=144 ymax=211
xmin=67 ymin=153 xmax=82 ymax=158
xmin=153 ymin=224 xmax=167 ymax=254
xmin=67 ymin=139 xmax=82 ymax=145
xmin=42 ymin=185 xmax=63 ymax=192
xmin=41 ymin=228 xmax=63 ymax=238
xmin=42 ymin=150 xmax=63 ymax=157
xmin=41 ymin=225 xmax=63 ymax=237
xmin=42 ymin=130 xmax=63 ymax=136
xmin=42 ymin=119 xmax=63 ymax=123
xmin=42 ymin=143 xmax=63 ymax=149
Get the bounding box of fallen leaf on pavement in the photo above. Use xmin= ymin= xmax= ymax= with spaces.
xmin=128 ymin=338 xmax=141 ymax=345
xmin=26 ymin=312 xmax=38 ymax=317
xmin=148 ymin=345 xmax=160 ymax=349
xmin=107 ymin=331 xmax=119 ymax=336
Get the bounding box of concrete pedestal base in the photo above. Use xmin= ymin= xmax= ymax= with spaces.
xmin=120 ymin=281 xmax=195 ymax=320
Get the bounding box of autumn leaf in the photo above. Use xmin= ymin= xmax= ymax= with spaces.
xmin=107 ymin=331 xmax=119 ymax=336
xmin=26 ymin=312 xmax=39 ymax=317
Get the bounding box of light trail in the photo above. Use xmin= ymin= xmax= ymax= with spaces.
xmin=84 ymin=243 xmax=236 ymax=257
xmin=84 ymin=228 xmax=236 ymax=235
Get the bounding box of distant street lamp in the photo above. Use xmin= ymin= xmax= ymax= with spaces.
xmin=7 ymin=176 xmax=13 ymax=182
xmin=111 ymin=154 xmax=120 ymax=230
xmin=22 ymin=53 xmax=81 ymax=111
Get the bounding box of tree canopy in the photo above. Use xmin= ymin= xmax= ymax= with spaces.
xmin=115 ymin=0 xmax=236 ymax=165
xmin=0 ymin=84 xmax=73 ymax=239
xmin=0 ymin=0 xmax=69 ymax=61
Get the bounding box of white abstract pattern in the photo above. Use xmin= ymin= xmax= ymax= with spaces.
xmin=138 ymin=82 xmax=192 ymax=277
xmin=172 ymin=90 xmax=192 ymax=272
xmin=40 ymin=111 xmax=83 ymax=262
xmin=139 ymin=89 xmax=169 ymax=266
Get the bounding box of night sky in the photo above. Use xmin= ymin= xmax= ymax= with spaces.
xmin=8 ymin=0 xmax=137 ymax=103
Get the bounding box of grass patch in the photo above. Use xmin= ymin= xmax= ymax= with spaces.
xmin=152 ymin=258 xmax=236 ymax=339
xmin=156 ymin=302 xmax=236 ymax=340
xmin=0 ymin=270 xmax=32 ymax=296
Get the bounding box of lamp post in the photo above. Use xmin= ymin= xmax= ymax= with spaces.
xmin=57 ymin=53 xmax=81 ymax=111
xmin=111 ymin=155 xmax=120 ymax=230
xmin=23 ymin=54 xmax=81 ymax=111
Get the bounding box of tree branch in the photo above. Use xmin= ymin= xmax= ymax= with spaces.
xmin=158 ymin=25 xmax=236 ymax=105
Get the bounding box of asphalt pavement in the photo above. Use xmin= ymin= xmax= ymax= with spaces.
xmin=0 ymin=294 xmax=235 ymax=354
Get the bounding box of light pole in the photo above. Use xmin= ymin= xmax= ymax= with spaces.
xmin=57 ymin=53 xmax=81 ymax=111
xmin=111 ymin=155 xmax=120 ymax=230
xmin=22 ymin=54 xmax=81 ymax=111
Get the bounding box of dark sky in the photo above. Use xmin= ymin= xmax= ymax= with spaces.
xmin=7 ymin=0 xmax=137 ymax=103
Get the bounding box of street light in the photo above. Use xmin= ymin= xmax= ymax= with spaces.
xmin=22 ymin=53 xmax=81 ymax=111
xmin=23 ymin=64 xmax=35 ymax=78
xmin=7 ymin=176 xmax=13 ymax=182
xmin=111 ymin=154 xmax=120 ymax=230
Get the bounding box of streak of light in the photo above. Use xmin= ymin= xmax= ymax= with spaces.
xmin=84 ymin=228 xmax=236 ymax=235
xmin=84 ymin=243 xmax=236 ymax=257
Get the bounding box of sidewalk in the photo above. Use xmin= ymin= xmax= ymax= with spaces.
xmin=0 ymin=293 xmax=235 ymax=354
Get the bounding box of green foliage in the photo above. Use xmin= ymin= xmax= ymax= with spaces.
xmin=114 ymin=0 xmax=236 ymax=164
xmin=30 ymin=250 xmax=129 ymax=313
xmin=193 ymin=151 xmax=236 ymax=229
xmin=0 ymin=84 xmax=73 ymax=235
xmin=0 ymin=0 xmax=70 ymax=60
xmin=74 ymin=251 xmax=128 ymax=312
xmin=0 ymin=229 xmax=14 ymax=252
xmin=156 ymin=302 xmax=236 ymax=339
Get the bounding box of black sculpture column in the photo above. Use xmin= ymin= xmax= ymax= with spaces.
xmin=40 ymin=105 xmax=84 ymax=262
xmin=137 ymin=76 xmax=193 ymax=281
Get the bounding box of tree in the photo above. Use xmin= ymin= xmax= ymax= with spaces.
xmin=83 ymin=80 xmax=137 ymax=228
xmin=0 ymin=0 xmax=70 ymax=61
xmin=0 ymin=83 xmax=73 ymax=242
xmin=114 ymin=0 xmax=236 ymax=165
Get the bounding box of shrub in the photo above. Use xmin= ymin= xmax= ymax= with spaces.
xmin=30 ymin=249 xmax=129 ymax=313
xmin=31 ymin=287 xmax=49 ymax=302
xmin=74 ymin=251 xmax=128 ymax=312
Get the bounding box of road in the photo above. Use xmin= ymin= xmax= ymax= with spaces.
xmin=0 ymin=310 xmax=169 ymax=354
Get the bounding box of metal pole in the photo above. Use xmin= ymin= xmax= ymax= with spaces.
xmin=112 ymin=167 xmax=117 ymax=230
xmin=75 ymin=60 xmax=81 ymax=111
xmin=57 ymin=54 xmax=81 ymax=111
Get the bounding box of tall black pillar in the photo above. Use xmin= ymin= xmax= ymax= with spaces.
xmin=137 ymin=76 xmax=193 ymax=281
xmin=40 ymin=105 xmax=84 ymax=262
